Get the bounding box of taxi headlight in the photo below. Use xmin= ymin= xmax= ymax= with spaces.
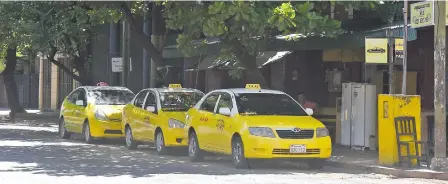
xmin=94 ymin=109 xmax=108 ymax=121
xmin=248 ymin=127 xmax=275 ymax=138
xmin=168 ymin=119 xmax=185 ymax=128
xmin=316 ymin=127 xmax=329 ymax=138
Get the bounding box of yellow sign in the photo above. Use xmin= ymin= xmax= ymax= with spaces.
xmin=395 ymin=39 xmax=403 ymax=51
xmin=245 ymin=84 xmax=261 ymax=89
xmin=365 ymin=38 xmax=388 ymax=64
xmin=168 ymin=84 xmax=182 ymax=88
xmin=410 ymin=1 xmax=434 ymax=28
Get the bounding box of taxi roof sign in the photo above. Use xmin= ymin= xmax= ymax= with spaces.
xmin=245 ymin=84 xmax=261 ymax=89
xmin=168 ymin=84 xmax=182 ymax=88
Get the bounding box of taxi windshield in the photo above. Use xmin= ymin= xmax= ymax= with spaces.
xmin=88 ymin=90 xmax=135 ymax=105
xmin=235 ymin=93 xmax=308 ymax=116
xmin=160 ymin=92 xmax=204 ymax=111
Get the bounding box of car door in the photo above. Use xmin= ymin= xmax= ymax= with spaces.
xmin=130 ymin=90 xmax=149 ymax=140
xmin=141 ymin=91 xmax=158 ymax=141
xmin=196 ymin=92 xmax=219 ymax=149
xmin=212 ymin=92 xmax=235 ymax=153
xmin=73 ymin=89 xmax=88 ymax=133
xmin=63 ymin=89 xmax=79 ymax=131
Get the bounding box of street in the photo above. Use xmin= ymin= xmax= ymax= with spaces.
xmin=0 ymin=123 xmax=445 ymax=184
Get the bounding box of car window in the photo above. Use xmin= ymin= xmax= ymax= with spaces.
xmin=144 ymin=92 xmax=157 ymax=109
xmin=216 ymin=93 xmax=233 ymax=112
xmin=199 ymin=93 xmax=219 ymax=113
xmin=77 ymin=89 xmax=87 ymax=106
xmin=235 ymin=93 xmax=308 ymax=116
xmin=159 ymin=92 xmax=204 ymax=112
xmin=88 ymin=90 xmax=135 ymax=105
xmin=134 ymin=91 xmax=148 ymax=108
xmin=67 ymin=90 xmax=80 ymax=104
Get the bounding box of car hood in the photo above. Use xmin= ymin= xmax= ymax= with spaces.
xmin=239 ymin=115 xmax=324 ymax=129
xmin=96 ymin=105 xmax=126 ymax=120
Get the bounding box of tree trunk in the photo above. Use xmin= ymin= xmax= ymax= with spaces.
xmin=74 ymin=58 xmax=93 ymax=86
xmin=3 ymin=47 xmax=26 ymax=119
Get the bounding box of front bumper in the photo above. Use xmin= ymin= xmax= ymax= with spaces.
xmin=243 ymin=135 xmax=332 ymax=159
xmin=90 ymin=119 xmax=123 ymax=138
xmin=163 ymin=128 xmax=188 ymax=147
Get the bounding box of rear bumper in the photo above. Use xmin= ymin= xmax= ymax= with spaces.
xmin=243 ymin=135 xmax=332 ymax=159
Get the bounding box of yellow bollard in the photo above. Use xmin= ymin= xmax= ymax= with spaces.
xmin=378 ymin=94 xmax=421 ymax=166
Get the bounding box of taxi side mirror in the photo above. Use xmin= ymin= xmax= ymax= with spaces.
xmin=146 ymin=106 xmax=156 ymax=113
xmin=218 ymin=107 xmax=231 ymax=116
xmin=305 ymin=108 xmax=313 ymax=116
xmin=75 ymin=100 xmax=84 ymax=106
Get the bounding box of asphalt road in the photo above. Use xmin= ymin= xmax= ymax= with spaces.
xmin=0 ymin=123 xmax=445 ymax=184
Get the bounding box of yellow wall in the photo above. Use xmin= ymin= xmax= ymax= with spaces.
xmin=378 ymin=94 xmax=421 ymax=166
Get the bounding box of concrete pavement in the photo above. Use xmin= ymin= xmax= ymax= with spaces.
xmin=0 ymin=123 xmax=445 ymax=183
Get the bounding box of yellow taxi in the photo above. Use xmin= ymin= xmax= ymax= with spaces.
xmin=185 ymin=84 xmax=331 ymax=169
xmin=59 ymin=86 xmax=135 ymax=143
xmin=121 ymin=84 xmax=204 ymax=154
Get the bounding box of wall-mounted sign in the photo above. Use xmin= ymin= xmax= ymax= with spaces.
xmin=111 ymin=57 xmax=133 ymax=72
xmin=394 ymin=38 xmax=404 ymax=65
xmin=410 ymin=1 xmax=434 ymax=28
xmin=365 ymin=38 xmax=388 ymax=64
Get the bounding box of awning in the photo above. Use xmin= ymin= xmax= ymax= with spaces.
xmin=186 ymin=51 xmax=292 ymax=71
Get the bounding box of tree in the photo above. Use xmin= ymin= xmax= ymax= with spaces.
xmin=163 ymin=1 xmax=379 ymax=87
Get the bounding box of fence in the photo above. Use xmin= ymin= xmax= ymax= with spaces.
xmin=14 ymin=74 xmax=39 ymax=109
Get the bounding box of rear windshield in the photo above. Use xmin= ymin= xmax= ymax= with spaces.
xmin=235 ymin=93 xmax=308 ymax=116
xmin=88 ymin=90 xmax=135 ymax=105
xmin=160 ymin=92 xmax=204 ymax=111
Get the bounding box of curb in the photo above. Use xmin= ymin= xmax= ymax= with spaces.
xmin=327 ymin=161 xmax=448 ymax=180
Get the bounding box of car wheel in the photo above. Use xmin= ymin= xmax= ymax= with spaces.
xmin=232 ymin=136 xmax=248 ymax=169
xmin=307 ymin=159 xmax=325 ymax=170
xmin=59 ymin=118 xmax=71 ymax=139
xmin=125 ymin=126 xmax=138 ymax=149
xmin=188 ymin=132 xmax=204 ymax=162
xmin=155 ymin=130 xmax=167 ymax=154
xmin=83 ymin=122 xmax=94 ymax=144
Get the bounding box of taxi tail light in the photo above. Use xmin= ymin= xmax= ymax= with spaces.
xmin=248 ymin=127 xmax=275 ymax=138
xmin=316 ymin=127 xmax=329 ymax=138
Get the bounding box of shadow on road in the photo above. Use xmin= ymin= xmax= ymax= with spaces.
xmin=0 ymin=127 xmax=359 ymax=178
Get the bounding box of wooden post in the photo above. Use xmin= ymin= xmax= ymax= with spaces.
xmin=430 ymin=0 xmax=448 ymax=170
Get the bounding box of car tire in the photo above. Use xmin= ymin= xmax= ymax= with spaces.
xmin=232 ymin=136 xmax=249 ymax=169
xmin=83 ymin=122 xmax=95 ymax=144
xmin=188 ymin=132 xmax=204 ymax=162
xmin=125 ymin=126 xmax=138 ymax=149
xmin=307 ymin=159 xmax=325 ymax=170
xmin=59 ymin=118 xmax=71 ymax=139
xmin=155 ymin=130 xmax=167 ymax=154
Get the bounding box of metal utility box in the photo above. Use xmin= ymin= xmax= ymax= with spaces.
xmin=340 ymin=83 xmax=377 ymax=149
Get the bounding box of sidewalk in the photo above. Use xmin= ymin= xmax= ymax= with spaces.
xmin=0 ymin=109 xmax=59 ymax=126
xmin=328 ymin=146 xmax=448 ymax=180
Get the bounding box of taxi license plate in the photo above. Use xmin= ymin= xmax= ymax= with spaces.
xmin=290 ymin=145 xmax=306 ymax=153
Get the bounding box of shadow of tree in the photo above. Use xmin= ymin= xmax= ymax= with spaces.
xmin=0 ymin=128 xmax=362 ymax=178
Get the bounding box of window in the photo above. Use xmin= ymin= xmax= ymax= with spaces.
xmin=159 ymin=92 xmax=204 ymax=111
xmin=77 ymin=90 xmax=87 ymax=106
xmin=88 ymin=90 xmax=135 ymax=105
xmin=216 ymin=93 xmax=233 ymax=110
xmin=144 ymin=92 xmax=156 ymax=109
xmin=200 ymin=93 xmax=219 ymax=112
xmin=134 ymin=91 xmax=148 ymax=108
xmin=68 ymin=90 xmax=80 ymax=104
xmin=235 ymin=93 xmax=308 ymax=116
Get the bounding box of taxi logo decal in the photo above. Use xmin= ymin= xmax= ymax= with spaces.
xmin=245 ymin=84 xmax=261 ymax=89
xmin=168 ymin=84 xmax=182 ymax=88
xmin=216 ymin=119 xmax=224 ymax=131
xmin=200 ymin=117 xmax=208 ymax=122
xmin=292 ymin=127 xmax=301 ymax=133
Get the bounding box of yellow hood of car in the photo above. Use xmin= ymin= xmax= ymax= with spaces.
xmin=96 ymin=105 xmax=126 ymax=120
xmin=162 ymin=111 xmax=188 ymax=122
xmin=240 ymin=115 xmax=324 ymax=129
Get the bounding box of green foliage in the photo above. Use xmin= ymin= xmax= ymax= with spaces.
xmin=163 ymin=1 xmax=379 ymax=62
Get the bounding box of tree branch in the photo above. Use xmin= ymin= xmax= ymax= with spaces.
xmin=47 ymin=46 xmax=83 ymax=83
xmin=120 ymin=2 xmax=163 ymax=65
